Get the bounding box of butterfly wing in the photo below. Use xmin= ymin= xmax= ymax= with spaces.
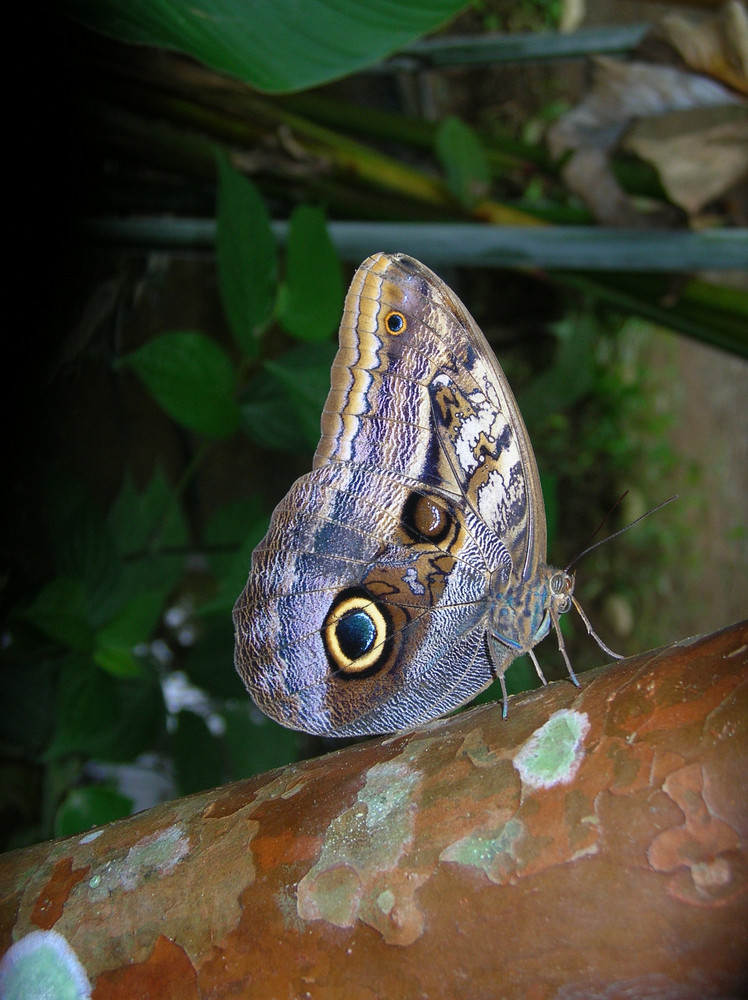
xmin=234 ymin=252 xmax=550 ymax=735
xmin=315 ymin=252 xmax=547 ymax=581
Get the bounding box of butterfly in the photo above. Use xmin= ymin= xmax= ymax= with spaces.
xmin=234 ymin=252 xmax=593 ymax=737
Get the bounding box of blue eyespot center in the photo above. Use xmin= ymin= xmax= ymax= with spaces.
xmin=385 ymin=310 xmax=406 ymax=334
xmin=323 ymin=587 xmax=393 ymax=676
xmin=337 ymin=609 xmax=376 ymax=659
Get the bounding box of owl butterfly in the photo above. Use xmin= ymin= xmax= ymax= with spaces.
xmin=234 ymin=252 xmax=602 ymax=737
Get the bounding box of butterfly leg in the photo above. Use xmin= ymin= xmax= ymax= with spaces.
xmin=528 ymin=649 xmax=548 ymax=686
xmin=486 ymin=634 xmax=511 ymax=718
xmin=550 ymin=606 xmax=581 ymax=688
xmin=498 ymin=672 xmax=509 ymax=720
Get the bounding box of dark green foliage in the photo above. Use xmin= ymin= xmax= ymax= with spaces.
xmin=1 ymin=161 xmax=344 ymax=846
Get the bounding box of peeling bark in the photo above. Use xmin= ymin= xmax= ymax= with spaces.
xmin=1 ymin=620 xmax=747 ymax=999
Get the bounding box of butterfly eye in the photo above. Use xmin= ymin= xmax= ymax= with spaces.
xmin=384 ymin=310 xmax=407 ymax=335
xmin=550 ymin=571 xmax=573 ymax=614
xmin=323 ymin=588 xmax=392 ymax=676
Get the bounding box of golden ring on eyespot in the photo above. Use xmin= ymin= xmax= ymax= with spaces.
xmin=384 ymin=310 xmax=407 ymax=335
xmin=323 ymin=593 xmax=389 ymax=673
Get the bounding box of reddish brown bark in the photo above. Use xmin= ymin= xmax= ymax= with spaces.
xmin=1 ymin=620 xmax=747 ymax=999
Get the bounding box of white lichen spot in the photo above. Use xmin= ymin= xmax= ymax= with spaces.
xmin=120 ymin=824 xmax=189 ymax=890
xmin=514 ymin=709 xmax=590 ymax=790
xmin=692 ymin=857 xmax=732 ymax=891
xmin=77 ymin=830 xmax=103 ymax=846
xmin=377 ymin=889 xmax=396 ymax=914
xmin=0 ymin=929 xmax=91 ymax=1000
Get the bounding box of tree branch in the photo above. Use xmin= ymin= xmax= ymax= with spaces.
xmin=1 ymin=620 xmax=747 ymax=999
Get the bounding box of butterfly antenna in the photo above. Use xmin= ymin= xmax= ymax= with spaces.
xmin=565 ymin=495 xmax=678 ymax=573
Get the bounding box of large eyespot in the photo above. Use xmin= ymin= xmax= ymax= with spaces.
xmin=401 ymin=491 xmax=454 ymax=546
xmin=384 ymin=310 xmax=407 ymax=335
xmin=322 ymin=588 xmax=392 ymax=677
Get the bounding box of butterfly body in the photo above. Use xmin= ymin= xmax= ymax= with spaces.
xmin=234 ymin=252 xmax=574 ymax=736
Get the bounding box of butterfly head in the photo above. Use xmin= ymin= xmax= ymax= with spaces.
xmin=490 ymin=566 xmax=574 ymax=656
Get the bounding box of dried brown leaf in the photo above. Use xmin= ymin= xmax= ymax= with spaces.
xmin=625 ymin=104 xmax=748 ymax=214
xmin=661 ymin=0 xmax=748 ymax=96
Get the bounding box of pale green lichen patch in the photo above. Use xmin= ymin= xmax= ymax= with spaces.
xmin=440 ymin=818 xmax=526 ymax=883
xmin=0 ymin=929 xmax=91 ymax=1000
xmin=514 ymin=710 xmax=590 ymax=790
xmin=296 ymin=756 xmax=425 ymax=945
xmin=458 ymin=727 xmax=501 ymax=769
xmin=86 ymin=823 xmax=189 ymax=898
xmin=376 ymin=889 xmax=396 ymax=914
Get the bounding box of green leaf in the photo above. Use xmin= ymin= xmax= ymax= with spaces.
xmin=518 ymin=310 xmax=597 ymax=427
xmin=216 ymin=154 xmax=277 ymax=354
xmin=107 ymin=468 xmax=188 ymax=616
xmin=540 ymin=472 xmax=560 ymax=552
xmin=54 ymin=785 xmax=133 ymax=838
xmin=172 ymin=710 xmax=223 ymax=795
xmin=93 ymin=591 xmax=167 ymax=677
xmin=121 ymin=330 xmax=241 ymax=438
xmin=240 ymin=341 xmax=336 ymax=452
xmin=435 ymin=116 xmax=491 ymax=209
xmin=278 ymin=205 xmax=343 ymax=342
xmin=43 ymin=475 xmax=119 ymax=601
xmin=181 ymin=613 xmax=246 ymax=700
xmin=202 ymin=498 xmax=269 ymax=613
xmin=63 ymin=0 xmax=470 ymax=94
xmin=263 ymin=342 xmax=338 ymax=449
xmin=109 ymin=466 xmax=189 ymax=557
xmin=223 ymin=704 xmax=298 ymax=778
xmin=46 ymin=655 xmax=166 ymax=762
xmin=240 ymin=372 xmax=307 ymax=453
xmin=21 ymin=578 xmax=94 ymax=652
xmin=0 ymin=656 xmax=57 ymax=755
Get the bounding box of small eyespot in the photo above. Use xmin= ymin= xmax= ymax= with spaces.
xmin=384 ymin=311 xmax=407 ymax=335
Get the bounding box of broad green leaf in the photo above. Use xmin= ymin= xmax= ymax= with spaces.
xmin=540 ymin=471 xmax=560 ymax=552
xmin=278 ymin=205 xmax=343 ymax=342
xmin=43 ymin=475 xmax=119 ymax=601
xmin=202 ymin=497 xmax=269 ymax=612
xmin=223 ymin=704 xmax=298 ymax=778
xmin=109 ymin=466 xmax=189 ymax=557
xmin=121 ymin=330 xmax=241 ymax=438
xmin=240 ymin=372 xmax=307 ymax=453
xmin=216 ymin=154 xmax=277 ymax=355
xmin=181 ymin=613 xmax=246 ymax=700
xmin=0 ymin=657 xmax=57 ymax=755
xmin=93 ymin=590 xmax=167 ymax=677
xmin=21 ymin=578 xmax=94 ymax=652
xmin=63 ymin=0 xmax=470 ymax=94
xmin=518 ymin=311 xmax=597 ymax=427
xmin=203 ymin=524 xmax=269 ymax=616
xmin=172 ymin=710 xmax=223 ymax=795
xmin=435 ymin=116 xmax=490 ymax=209
xmin=262 ymin=342 xmax=338 ymax=449
xmin=46 ymin=655 xmax=166 ymax=762
xmin=107 ymin=468 xmax=188 ymax=615
xmin=54 ymin=785 xmax=133 ymax=838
